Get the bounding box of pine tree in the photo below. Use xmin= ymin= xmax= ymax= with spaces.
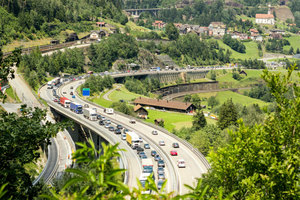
xmin=217 ymin=98 xmax=238 ymax=129
xmin=193 ymin=109 xmax=207 ymax=130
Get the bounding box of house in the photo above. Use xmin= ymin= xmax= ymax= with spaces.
xmin=96 ymin=22 xmax=106 ymax=27
xmin=255 ymin=14 xmax=275 ymax=25
xmin=249 ymin=29 xmax=259 ymax=36
xmin=251 ymin=34 xmax=263 ymax=42
xmin=208 ymin=22 xmax=226 ymax=37
xmin=134 ymin=97 xmax=196 ymax=113
xmin=89 ymin=30 xmax=106 ymax=40
xmin=152 ymin=20 xmax=165 ymax=30
xmin=270 ymin=33 xmax=283 ymax=40
xmin=134 ymin=104 xmax=148 ymax=119
xmin=270 ymin=29 xmax=285 ymax=35
xmin=174 ymin=23 xmax=182 ymax=28
xmin=231 ymin=31 xmax=249 ymax=40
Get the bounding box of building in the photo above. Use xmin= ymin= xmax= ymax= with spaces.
xmin=208 ymin=22 xmax=226 ymax=37
xmin=96 ymin=22 xmax=106 ymax=27
xmin=134 ymin=97 xmax=196 ymax=113
xmin=89 ymin=30 xmax=106 ymax=40
xmin=152 ymin=20 xmax=165 ymax=30
xmin=134 ymin=104 xmax=148 ymax=119
xmin=255 ymin=14 xmax=275 ymax=25
xmin=270 ymin=29 xmax=285 ymax=35
xmin=249 ymin=29 xmax=259 ymax=35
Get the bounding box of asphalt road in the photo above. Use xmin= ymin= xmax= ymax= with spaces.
xmin=57 ymin=80 xmax=209 ymax=194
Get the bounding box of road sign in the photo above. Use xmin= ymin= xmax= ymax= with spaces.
xmin=82 ymin=88 xmax=90 ymax=96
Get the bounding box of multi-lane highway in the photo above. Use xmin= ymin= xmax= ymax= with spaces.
xmin=39 ymin=76 xmax=211 ymax=195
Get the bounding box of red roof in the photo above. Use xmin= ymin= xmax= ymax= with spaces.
xmin=256 ymin=14 xmax=274 ymax=19
xmin=249 ymin=29 xmax=258 ymax=33
xmin=134 ymin=97 xmax=194 ymax=111
xmin=96 ymin=22 xmax=106 ymax=25
xmin=154 ymin=20 xmax=163 ymax=24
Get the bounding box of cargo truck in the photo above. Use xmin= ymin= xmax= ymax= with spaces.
xmin=142 ymin=158 xmax=153 ymax=173
xmin=126 ymin=131 xmax=140 ymax=149
xmin=60 ymin=97 xmax=71 ymax=108
xmin=70 ymin=102 xmax=83 ymax=114
xmin=83 ymin=108 xmax=97 ymax=121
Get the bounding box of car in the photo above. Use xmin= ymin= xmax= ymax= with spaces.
xmin=108 ymin=126 xmax=115 ymax=132
xmin=157 ymin=171 xmax=165 ymax=180
xmin=106 ymin=119 xmax=111 ymax=124
xmin=157 ymin=167 xmax=164 ymax=175
xmin=72 ymin=95 xmax=75 ymax=98
xmin=138 ymin=151 xmax=146 ymax=157
xmin=84 ymin=104 xmax=89 ymax=108
xmin=53 ymin=98 xmax=58 ymax=102
xmin=152 ymin=130 xmax=158 ymax=135
xmin=158 ymin=160 xmax=165 ymax=168
xmin=151 ymin=150 xmax=157 ymax=157
xmin=121 ymin=133 xmax=126 ymax=140
xmin=129 ymin=119 xmax=136 ymax=124
xmin=114 ymin=129 xmax=121 ymax=134
xmin=97 ymin=114 xmax=102 ymax=119
xmin=70 ymin=86 xmax=73 ymax=89
xmin=99 ymin=120 xmax=105 ymax=126
xmin=144 ymin=144 xmax=150 ymax=149
xmin=154 ymin=154 xmax=161 ymax=161
xmin=63 ymin=91 xmax=67 ymax=94
xmin=177 ymin=159 xmax=186 ymax=168
xmin=136 ymin=147 xmax=144 ymax=153
xmin=157 ymin=180 xmax=164 ymax=191
xmin=105 ymin=123 xmax=110 ymax=128
xmin=140 ymin=154 xmax=148 ymax=159
xmin=70 ymin=91 xmax=73 ymax=95
xmin=123 ymin=129 xmax=129 ymax=134
xmin=116 ymin=124 xmax=123 ymax=130
xmin=101 ymin=116 xmax=106 ymax=121
xmin=159 ymin=141 xmax=165 ymax=146
xmin=139 ymin=137 xmax=143 ymax=143
xmin=172 ymin=143 xmax=179 ymax=148
xmin=170 ymin=150 xmax=178 ymax=156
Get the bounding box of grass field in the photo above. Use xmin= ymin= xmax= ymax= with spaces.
xmin=5 ymin=86 xmax=21 ymax=103
xmin=109 ymin=85 xmax=147 ymax=102
xmin=217 ymin=40 xmax=261 ymax=60
xmin=217 ymin=69 xmax=264 ymax=88
xmin=283 ymin=35 xmax=300 ymax=51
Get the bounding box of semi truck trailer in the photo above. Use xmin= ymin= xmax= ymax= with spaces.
xmin=83 ymin=108 xmax=97 ymax=121
xmin=60 ymin=97 xmax=71 ymax=108
xmin=70 ymin=102 xmax=83 ymax=114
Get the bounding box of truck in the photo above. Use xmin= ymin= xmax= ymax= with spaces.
xmin=70 ymin=102 xmax=83 ymax=114
xmin=104 ymin=108 xmax=114 ymax=114
xmin=126 ymin=131 xmax=140 ymax=149
xmin=60 ymin=97 xmax=71 ymax=108
xmin=142 ymin=158 xmax=153 ymax=173
xmin=83 ymin=108 xmax=97 ymax=121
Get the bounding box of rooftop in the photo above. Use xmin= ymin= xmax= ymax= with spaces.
xmin=256 ymin=14 xmax=274 ymax=19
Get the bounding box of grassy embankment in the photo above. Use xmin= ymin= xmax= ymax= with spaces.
xmin=283 ymin=35 xmax=300 ymax=51
xmin=5 ymin=86 xmax=21 ymax=103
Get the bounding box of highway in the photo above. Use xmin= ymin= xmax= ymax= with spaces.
xmin=48 ymin=78 xmax=210 ymax=194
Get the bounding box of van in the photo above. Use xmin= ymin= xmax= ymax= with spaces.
xmin=121 ymin=133 xmax=126 ymax=140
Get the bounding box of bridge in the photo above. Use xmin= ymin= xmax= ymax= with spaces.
xmin=124 ymin=8 xmax=164 ymax=17
xmin=40 ymin=72 xmax=211 ymax=194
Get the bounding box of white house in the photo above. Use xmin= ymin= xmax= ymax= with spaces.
xmin=255 ymin=14 xmax=275 ymax=25
xmin=208 ymin=22 xmax=226 ymax=37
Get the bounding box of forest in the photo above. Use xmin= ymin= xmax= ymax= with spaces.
xmin=0 ymin=0 xmax=127 ymax=45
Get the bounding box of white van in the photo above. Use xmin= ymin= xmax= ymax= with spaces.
xmin=105 ymin=108 xmax=114 ymax=114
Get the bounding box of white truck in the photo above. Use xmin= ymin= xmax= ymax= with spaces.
xmin=104 ymin=108 xmax=114 ymax=114
xmin=142 ymin=158 xmax=153 ymax=173
xmin=126 ymin=131 xmax=140 ymax=149
xmin=83 ymin=108 xmax=97 ymax=121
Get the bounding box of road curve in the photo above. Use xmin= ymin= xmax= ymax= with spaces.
xmin=60 ymin=79 xmax=210 ymax=194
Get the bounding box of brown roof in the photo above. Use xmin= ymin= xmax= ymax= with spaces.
xmin=96 ymin=22 xmax=106 ymax=25
xmin=134 ymin=97 xmax=194 ymax=111
xmin=134 ymin=104 xmax=142 ymax=112
xmin=249 ymin=29 xmax=258 ymax=33
xmin=256 ymin=14 xmax=274 ymax=19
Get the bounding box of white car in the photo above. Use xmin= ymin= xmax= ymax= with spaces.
xmin=159 ymin=141 xmax=165 ymax=146
xmin=152 ymin=130 xmax=158 ymax=135
xmin=177 ymin=159 xmax=186 ymax=168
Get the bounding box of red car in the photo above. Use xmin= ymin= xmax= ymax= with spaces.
xmin=170 ymin=150 xmax=178 ymax=156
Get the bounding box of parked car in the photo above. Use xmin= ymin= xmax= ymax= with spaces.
xmin=159 ymin=141 xmax=165 ymax=146
xmin=158 ymin=160 xmax=165 ymax=168
xmin=152 ymin=130 xmax=158 ymax=135
xmin=170 ymin=150 xmax=178 ymax=156
xmin=157 ymin=180 xmax=164 ymax=191
xmin=172 ymin=143 xmax=179 ymax=148
xmin=144 ymin=144 xmax=150 ymax=149
xmin=151 ymin=150 xmax=157 ymax=157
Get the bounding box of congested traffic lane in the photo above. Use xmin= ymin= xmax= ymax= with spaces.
xmin=40 ymin=85 xmax=142 ymax=189
xmin=61 ymin=80 xmax=209 ymax=194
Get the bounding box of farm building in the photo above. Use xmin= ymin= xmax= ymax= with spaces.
xmin=134 ymin=104 xmax=148 ymax=119
xmin=134 ymin=97 xmax=196 ymax=113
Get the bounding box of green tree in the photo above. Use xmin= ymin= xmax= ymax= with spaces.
xmin=184 ymin=94 xmax=192 ymax=102
xmin=193 ymin=110 xmax=207 ymax=130
xmin=191 ymin=94 xmax=202 ymax=109
xmin=217 ymin=99 xmax=238 ymax=130
xmin=0 ymin=105 xmax=64 ymax=200
xmin=207 ymin=96 xmax=219 ymax=109
xmin=165 ymin=23 xmax=179 ymax=40
xmin=202 ymin=66 xmax=300 ymax=199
